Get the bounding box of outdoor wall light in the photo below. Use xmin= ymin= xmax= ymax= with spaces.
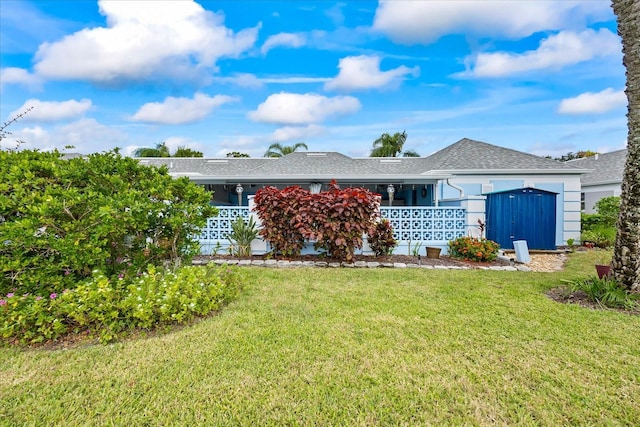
xmin=387 ymin=184 xmax=395 ymax=206
xmin=235 ymin=183 xmax=244 ymax=206
xmin=310 ymin=182 xmax=322 ymax=194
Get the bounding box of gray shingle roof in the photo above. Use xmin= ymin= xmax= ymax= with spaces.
xmin=567 ymin=149 xmax=627 ymax=186
xmin=246 ymin=152 xmax=380 ymax=176
xmin=422 ymin=138 xmax=585 ymax=172
xmin=137 ymin=138 xmax=586 ymax=182
xmin=140 ymin=157 xmax=275 ymax=176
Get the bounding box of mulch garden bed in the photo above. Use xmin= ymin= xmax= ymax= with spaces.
xmin=195 ymin=253 xmax=513 ymax=269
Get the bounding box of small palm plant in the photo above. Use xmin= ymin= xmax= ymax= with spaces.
xmin=226 ymin=216 xmax=259 ymax=257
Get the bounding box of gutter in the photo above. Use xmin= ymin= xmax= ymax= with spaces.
xmin=446 ymin=179 xmax=464 ymax=198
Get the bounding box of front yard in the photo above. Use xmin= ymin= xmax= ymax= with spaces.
xmin=1 ymin=250 xmax=638 ymax=425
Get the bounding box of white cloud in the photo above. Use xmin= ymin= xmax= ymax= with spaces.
xmin=163 ymin=136 xmax=205 ymax=154
xmin=461 ymin=29 xmax=620 ymax=78
xmin=325 ymin=55 xmax=419 ymax=91
xmin=261 ymin=32 xmax=305 ymax=54
xmin=373 ymin=0 xmax=611 ymax=44
xmin=0 ymin=67 xmax=43 ymax=90
xmin=262 ymin=76 xmax=331 ymax=84
xmin=4 ymin=118 xmax=126 ymax=153
xmin=33 ymin=0 xmax=260 ymax=84
xmin=213 ymin=73 xmax=265 ymax=88
xmin=527 ymin=141 xmax=578 ymax=158
xmin=9 ymin=98 xmax=92 ymax=122
xmin=271 ymin=124 xmax=327 ymax=142
xmin=247 ymin=92 xmax=361 ymax=125
xmin=558 ymin=88 xmax=627 ymax=115
xmin=131 ymin=93 xmax=237 ymax=125
xmin=213 ymin=135 xmax=268 ymax=157
xmin=213 ymin=73 xmax=330 ymax=88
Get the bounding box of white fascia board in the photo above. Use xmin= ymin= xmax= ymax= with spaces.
xmin=425 ymin=169 xmax=588 ymax=175
xmin=187 ymin=174 xmax=451 ymax=184
xmin=582 ymin=179 xmax=623 ymax=187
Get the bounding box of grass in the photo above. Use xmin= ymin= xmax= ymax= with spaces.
xmin=2 ymin=250 xmax=639 ymax=425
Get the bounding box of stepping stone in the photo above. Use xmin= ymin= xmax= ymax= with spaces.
xmin=393 ymin=263 xmax=407 ymax=268
xmin=367 ymin=262 xmax=380 ymax=268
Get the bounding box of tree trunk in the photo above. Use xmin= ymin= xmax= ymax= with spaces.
xmin=610 ymin=0 xmax=640 ymax=292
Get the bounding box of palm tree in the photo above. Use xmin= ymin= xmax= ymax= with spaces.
xmin=370 ymin=131 xmax=420 ymax=157
xmin=264 ymin=142 xmax=308 ymax=158
xmin=134 ymin=142 xmax=170 ymax=157
xmin=610 ymin=0 xmax=639 ymax=292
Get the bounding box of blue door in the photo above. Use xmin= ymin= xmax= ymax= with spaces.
xmin=485 ymin=188 xmax=557 ymax=250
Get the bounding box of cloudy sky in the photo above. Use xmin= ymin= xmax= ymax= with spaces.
xmin=0 ymin=0 xmax=628 ymax=158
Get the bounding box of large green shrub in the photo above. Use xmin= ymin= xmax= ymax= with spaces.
xmin=581 ymin=196 xmax=619 ymax=247
xmin=0 ymin=149 xmax=216 ymax=295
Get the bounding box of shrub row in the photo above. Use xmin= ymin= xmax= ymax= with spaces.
xmin=0 ymin=264 xmax=243 ymax=345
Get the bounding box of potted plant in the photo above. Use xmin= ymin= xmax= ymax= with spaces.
xmin=426 ymin=247 xmax=441 ymax=259
xmin=595 ymin=264 xmax=612 ymax=279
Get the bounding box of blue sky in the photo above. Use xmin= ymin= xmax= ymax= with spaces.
xmin=0 ymin=0 xmax=628 ymax=158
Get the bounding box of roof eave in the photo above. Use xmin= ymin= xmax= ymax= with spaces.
xmin=425 ymin=168 xmax=588 ymax=175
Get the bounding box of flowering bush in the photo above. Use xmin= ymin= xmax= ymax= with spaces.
xmin=448 ymin=236 xmax=500 ymax=262
xmin=367 ymin=219 xmax=397 ymax=256
xmin=0 ymin=264 xmax=243 ymax=345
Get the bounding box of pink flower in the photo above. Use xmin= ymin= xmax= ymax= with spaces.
xmin=118 ymin=273 xmax=124 ymax=279
xmin=6 ymin=293 xmax=14 ymax=298
xmin=50 ymin=293 xmax=57 ymax=299
xmin=0 ymin=299 xmax=6 ymax=306
xmin=35 ymin=296 xmax=43 ymax=301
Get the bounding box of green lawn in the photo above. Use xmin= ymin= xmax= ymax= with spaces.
xmin=2 ymin=251 xmax=639 ymax=426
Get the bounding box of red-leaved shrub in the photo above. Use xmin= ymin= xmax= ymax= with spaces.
xmin=253 ymin=181 xmax=381 ymax=261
